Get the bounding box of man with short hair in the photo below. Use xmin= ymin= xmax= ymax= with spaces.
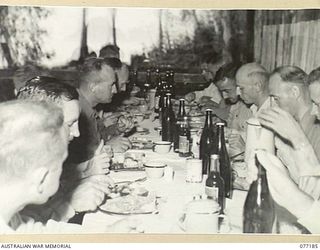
xmin=99 ymin=44 xmax=120 ymax=59
xmin=258 ymin=66 xmax=320 ymax=234
xmin=235 ymin=62 xmax=270 ymax=115
xmin=0 ymin=100 xmax=141 ymax=233
xmin=0 ymin=100 xmax=69 ymax=232
xmin=308 ymin=66 xmax=320 ymax=120
xmin=184 ymin=55 xmax=228 ymax=106
xmin=17 ymin=76 xmax=114 ymax=223
xmin=261 ymin=66 xmax=320 ymax=182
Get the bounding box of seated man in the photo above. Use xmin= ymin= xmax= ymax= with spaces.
xmin=17 ymin=77 xmax=114 ymax=223
xmin=214 ymin=63 xmax=252 ymax=158
xmin=259 ymin=66 xmax=320 ymax=183
xmin=0 ymin=99 xmax=69 ymax=232
xmin=0 ymin=100 xmax=141 ymax=233
xmin=184 ymin=55 xmax=227 ymax=107
xmin=69 ymin=58 xmax=131 ymax=164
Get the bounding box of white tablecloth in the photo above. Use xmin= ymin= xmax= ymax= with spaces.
xmin=82 ymin=114 xmax=248 ymax=234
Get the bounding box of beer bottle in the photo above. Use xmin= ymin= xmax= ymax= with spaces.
xmin=174 ymin=98 xmax=187 ymax=152
xmin=243 ymin=154 xmax=275 ymax=233
xmin=146 ymin=69 xmax=152 ymax=87
xmin=214 ymin=122 xmax=232 ymax=198
xmin=199 ymin=109 xmax=215 ymax=175
xmin=154 ymin=69 xmax=162 ymax=113
xmin=205 ymin=154 xmax=225 ymax=214
xmin=178 ymin=116 xmax=191 ymax=157
xmin=168 ymin=70 xmax=176 ymax=98
xmin=161 ymin=93 xmax=175 ymax=142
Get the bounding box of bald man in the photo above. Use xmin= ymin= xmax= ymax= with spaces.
xmin=236 ymin=62 xmax=270 ymax=116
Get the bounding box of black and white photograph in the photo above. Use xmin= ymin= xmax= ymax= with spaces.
xmin=0 ymin=2 xmax=319 ymax=239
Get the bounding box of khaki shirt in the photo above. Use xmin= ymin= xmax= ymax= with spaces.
xmin=68 ymin=91 xmax=101 ymax=164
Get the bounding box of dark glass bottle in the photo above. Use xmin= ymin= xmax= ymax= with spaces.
xmin=161 ymin=93 xmax=175 ymax=142
xmin=178 ymin=116 xmax=191 ymax=157
xmin=158 ymin=79 xmax=168 ymax=120
xmin=142 ymin=83 xmax=150 ymax=100
xmin=146 ymin=69 xmax=152 ymax=87
xmin=243 ymin=155 xmax=275 ymax=233
xmin=199 ymin=109 xmax=215 ymax=175
xmin=214 ymin=122 xmax=232 ymax=198
xmin=174 ymin=98 xmax=187 ymax=152
xmin=205 ymin=154 xmax=225 ymax=214
xmin=154 ymin=69 xmax=162 ymax=113
xmin=167 ymin=70 xmax=176 ymax=98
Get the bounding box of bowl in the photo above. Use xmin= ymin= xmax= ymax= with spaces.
xmin=144 ymin=161 xmax=166 ymax=179
xmin=153 ymin=141 xmax=172 ymax=154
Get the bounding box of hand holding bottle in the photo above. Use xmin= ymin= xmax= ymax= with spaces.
xmin=256 ymin=150 xmax=313 ymax=219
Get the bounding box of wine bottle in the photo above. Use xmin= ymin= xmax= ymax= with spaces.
xmin=178 ymin=116 xmax=191 ymax=157
xmin=162 ymin=93 xmax=176 ymax=142
xmin=243 ymin=154 xmax=275 ymax=233
xmin=174 ymin=98 xmax=187 ymax=152
xmin=199 ymin=109 xmax=215 ymax=175
xmin=214 ymin=122 xmax=232 ymax=198
xmin=205 ymin=154 xmax=225 ymax=214
xmin=154 ymin=69 xmax=162 ymax=113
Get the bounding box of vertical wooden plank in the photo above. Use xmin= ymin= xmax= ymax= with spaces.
xmin=278 ymin=23 xmax=284 ymax=67
xmin=254 ymin=10 xmax=262 ymax=62
xmin=303 ymin=21 xmax=311 ymax=72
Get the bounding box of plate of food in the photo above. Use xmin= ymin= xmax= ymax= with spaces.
xmin=100 ymin=184 xmax=157 ymax=215
xmin=110 ymin=150 xmax=147 ymax=171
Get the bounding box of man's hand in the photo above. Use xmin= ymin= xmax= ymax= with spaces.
xmin=106 ymin=136 xmax=132 ymax=153
xmin=122 ymin=97 xmax=142 ymax=105
xmin=256 ymin=150 xmax=314 ymax=219
xmin=68 ymin=175 xmax=115 ymax=213
xmin=258 ymin=107 xmax=307 ymax=145
xmin=102 ymin=112 xmax=121 ymax=128
xmin=184 ymin=92 xmax=196 ymax=103
xmin=82 ymin=140 xmax=111 ymax=178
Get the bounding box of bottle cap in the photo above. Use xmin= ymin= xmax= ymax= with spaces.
xmin=179 ymin=98 xmax=185 ymax=101
xmin=205 ymin=108 xmax=213 ymax=112
xmin=216 ymin=122 xmax=225 ymax=126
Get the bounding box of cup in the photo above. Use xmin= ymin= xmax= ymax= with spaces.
xmin=185 ymin=158 xmax=202 ymax=183
xmin=179 ymin=198 xmax=229 ymax=233
xmin=144 ymin=161 xmax=166 ymax=179
xmin=139 ymin=104 xmax=148 ymax=113
xmin=153 ymin=141 xmax=172 ymax=154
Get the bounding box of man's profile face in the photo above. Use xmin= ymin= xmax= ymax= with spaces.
xmin=309 ymin=82 xmax=320 ymax=120
xmin=117 ymin=65 xmax=129 ymax=92
xmin=36 ymin=128 xmax=68 ymax=203
xmin=92 ymin=65 xmax=116 ymax=104
xmin=216 ymin=78 xmax=238 ymax=104
xmin=236 ymin=73 xmax=256 ymax=105
xmin=61 ymin=99 xmax=80 ymax=142
xmin=269 ymin=73 xmax=297 ymax=117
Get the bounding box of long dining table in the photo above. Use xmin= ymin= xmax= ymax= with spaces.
xmin=82 ymin=112 xmax=248 ymax=234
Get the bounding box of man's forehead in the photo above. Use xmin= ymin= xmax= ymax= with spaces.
xmin=309 ymin=82 xmax=320 ymax=102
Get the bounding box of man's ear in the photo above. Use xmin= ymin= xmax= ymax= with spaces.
xmin=89 ymin=82 xmax=97 ymax=93
xmin=30 ymin=167 xmax=49 ymax=194
xmin=291 ymin=85 xmax=301 ymax=99
xmin=253 ymin=81 xmax=262 ymax=92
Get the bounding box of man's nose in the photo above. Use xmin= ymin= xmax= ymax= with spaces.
xmin=311 ymin=103 xmax=319 ymax=116
xmin=111 ymin=85 xmax=118 ymax=94
xmin=236 ymin=86 xmax=241 ymax=95
xmin=71 ymin=125 xmax=80 ymax=138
